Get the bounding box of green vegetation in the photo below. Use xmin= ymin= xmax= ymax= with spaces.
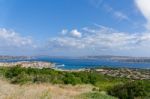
xmin=77 ymin=92 xmax=117 ymax=99
xmin=0 ymin=65 xmax=149 ymax=99
xmin=108 ymin=81 xmax=150 ymax=99
xmin=0 ymin=65 xmax=127 ymax=86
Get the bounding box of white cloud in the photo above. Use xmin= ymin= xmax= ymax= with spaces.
xmin=113 ymin=11 xmax=129 ymax=21
xmin=70 ymin=29 xmax=82 ymax=38
xmin=135 ymin=0 xmax=150 ymax=30
xmin=48 ymin=26 xmax=150 ymax=52
xmin=0 ymin=28 xmax=35 ymax=48
xmin=61 ymin=29 xmax=68 ymax=35
xmin=104 ymin=5 xmax=129 ymax=21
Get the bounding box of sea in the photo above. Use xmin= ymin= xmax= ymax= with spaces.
xmin=0 ymin=57 xmax=150 ymax=70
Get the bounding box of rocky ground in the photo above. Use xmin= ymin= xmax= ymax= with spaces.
xmin=0 ymin=61 xmax=55 ymax=69
xmin=95 ymin=68 xmax=150 ymax=80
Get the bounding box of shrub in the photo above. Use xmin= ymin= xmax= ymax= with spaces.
xmin=5 ymin=65 xmax=26 ymax=78
xmin=33 ymin=74 xmax=51 ymax=83
xmin=108 ymin=81 xmax=147 ymax=99
xmin=11 ymin=71 xmax=31 ymax=84
xmin=77 ymin=92 xmax=117 ymax=99
xmin=88 ymin=73 xmax=100 ymax=85
xmin=63 ymin=73 xmax=82 ymax=85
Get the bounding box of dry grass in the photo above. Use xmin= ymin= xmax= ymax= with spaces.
xmin=0 ymin=78 xmax=94 ymax=99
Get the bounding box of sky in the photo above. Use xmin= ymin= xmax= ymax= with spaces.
xmin=0 ymin=0 xmax=150 ymax=56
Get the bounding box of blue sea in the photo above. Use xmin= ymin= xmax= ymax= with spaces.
xmin=1 ymin=57 xmax=150 ymax=70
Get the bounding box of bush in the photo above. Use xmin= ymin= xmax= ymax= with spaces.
xmin=63 ymin=73 xmax=82 ymax=85
xmin=77 ymin=92 xmax=117 ymax=99
xmin=108 ymin=81 xmax=147 ymax=99
xmin=88 ymin=72 xmax=100 ymax=85
xmin=5 ymin=65 xmax=26 ymax=78
xmin=11 ymin=71 xmax=31 ymax=84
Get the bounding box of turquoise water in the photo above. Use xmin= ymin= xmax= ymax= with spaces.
xmin=1 ymin=57 xmax=150 ymax=69
xmin=35 ymin=57 xmax=150 ymax=69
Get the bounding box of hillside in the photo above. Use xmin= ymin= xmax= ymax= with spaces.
xmin=0 ymin=78 xmax=118 ymax=99
xmin=0 ymin=66 xmax=149 ymax=99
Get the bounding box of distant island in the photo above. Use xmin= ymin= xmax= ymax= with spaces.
xmin=0 ymin=55 xmax=35 ymax=61
xmin=83 ymin=55 xmax=150 ymax=63
xmin=2 ymin=55 xmax=150 ymax=63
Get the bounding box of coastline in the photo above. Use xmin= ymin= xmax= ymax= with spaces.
xmin=0 ymin=61 xmax=55 ymax=69
xmin=0 ymin=61 xmax=149 ymax=98
xmin=53 ymin=66 xmax=150 ymax=80
xmin=0 ymin=61 xmax=149 ymax=80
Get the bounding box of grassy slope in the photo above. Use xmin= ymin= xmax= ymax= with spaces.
xmin=0 ymin=78 xmax=117 ymax=99
xmin=0 ymin=66 xmax=128 ymax=89
xmin=0 ymin=66 xmax=149 ymax=99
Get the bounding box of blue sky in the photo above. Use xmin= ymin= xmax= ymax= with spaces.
xmin=0 ymin=0 xmax=150 ymax=56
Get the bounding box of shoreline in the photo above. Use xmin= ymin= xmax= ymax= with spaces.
xmin=53 ymin=66 xmax=150 ymax=80
xmin=0 ymin=61 xmax=149 ymax=80
xmin=0 ymin=61 xmax=150 ymax=70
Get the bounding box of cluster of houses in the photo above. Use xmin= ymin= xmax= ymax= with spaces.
xmin=0 ymin=61 xmax=55 ymax=69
